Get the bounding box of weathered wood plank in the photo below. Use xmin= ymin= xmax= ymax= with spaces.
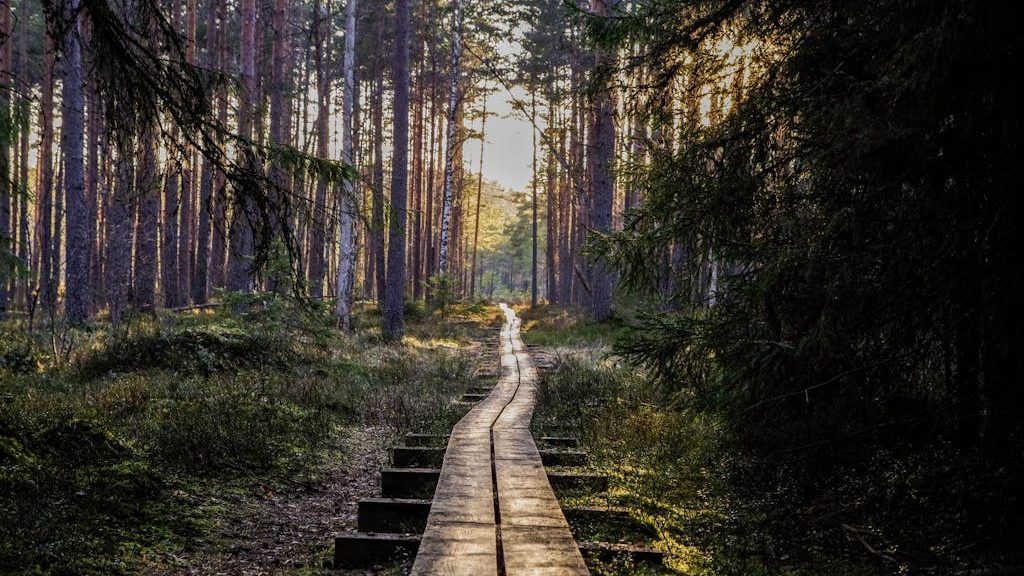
xmin=410 ymin=304 xmax=589 ymax=575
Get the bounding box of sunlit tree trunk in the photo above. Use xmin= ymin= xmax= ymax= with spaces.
xmin=530 ymin=89 xmax=539 ymax=307
xmin=368 ymin=74 xmax=384 ymax=303
xmin=334 ymin=0 xmax=358 ymax=328
xmin=469 ymin=92 xmax=487 ymax=300
xmin=309 ymin=0 xmax=331 ymax=300
xmin=0 ymin=0 xmax=10 ymax=317
xmin=16 ymin=8 xmax=30 ymax=309
xmin=437 ymin=0 xmax=463 ymax=281
xmin=410 ymin=17 xmax=425 ymax=302
xmin=383 ymin=0 xmax=410 ymax=339
xmin=38 ymin=31 xmax=56 ymax=310
xmin=545 ymin=100 xmax=558 ymax=303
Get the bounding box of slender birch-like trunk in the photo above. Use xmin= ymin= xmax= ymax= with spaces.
xmin=334 ymin=0 xmax=358 ymax=327
xmin=436 ymin=0 xmax=463 ymax=280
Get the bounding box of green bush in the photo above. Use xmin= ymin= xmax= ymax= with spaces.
xmin=76 ymin=324 xmax=294 ymax=378
xmin=0 ymin=330 xmax=47 ymax=375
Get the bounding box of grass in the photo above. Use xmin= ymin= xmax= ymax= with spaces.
xmin=524 ymin=306 xmax=793 ymax=575
xmin=527 ymin=306 xmax=1017 ymax=576
xmin=517 ymin=304 xmax=629 ymax=347
xmin=0 ymin=296 xmax=494 ymax=575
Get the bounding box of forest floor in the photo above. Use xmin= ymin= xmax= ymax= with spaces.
xmin=0 ymin=297 xmax=496 ymax=575
xmin=6 ymin=299 xmax=1007 ymax=575
xmin=150 ymin=425 xmax=387 ymax=575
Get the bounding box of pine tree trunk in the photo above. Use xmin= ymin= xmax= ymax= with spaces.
xmin=309 ymin=0 xmax=331 ymax=300
xmin=134 ymin=117 xmax=159 ymax=311
xmin=370 ymin=63 xmax=385 ymax=303
xmin=410 ymin=24 xmax=425 ymax=302
xmin=16 ymin=6 xmax=30 ymax=308
xmin=267 ymin=0 xmax=289 ymax=292
xmin=38 ymin=31 xmax=56 ymax=310
xmin=530 ymin=90 xmax=539 ymax=307
xmin=61 ymin=0 xmax=89 ymax=323
xmin=107 ymin=136 xmax=135 ymax=325
xmin=588 ymin=0 xmax=615 ymax=319
xmin=177 ymin=0 xmax=198 ymax=307
xmin=545 ymin=100 xmax=558 ymax=304
xmin=469 ymin=93 xmax=487 ymax=300
xmin=0 ymin=0 xmax=10 ymax=317
xmin=228 ymin=0 xmax=258 ymax=293
xmin=383 ymin=0 xmax=410 ymax=339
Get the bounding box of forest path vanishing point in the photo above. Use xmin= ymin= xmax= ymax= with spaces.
xmin=409 ymin=303 xmax=589 ymax=575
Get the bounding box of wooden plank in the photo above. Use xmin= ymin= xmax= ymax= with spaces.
xmin=410 ymin=304 xmax=589 ymax=575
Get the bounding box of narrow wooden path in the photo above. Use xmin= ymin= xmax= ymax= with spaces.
xmin=409 ymin=304 xmax=590 ymax=575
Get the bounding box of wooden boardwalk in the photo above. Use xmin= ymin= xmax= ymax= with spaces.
xmin=410 ymin=304 xmax=589 ymax=575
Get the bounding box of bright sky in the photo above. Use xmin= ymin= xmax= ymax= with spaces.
xmin=462 ymin=85 xmax=538 ymax=193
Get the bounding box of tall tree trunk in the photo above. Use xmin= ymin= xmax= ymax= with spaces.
xmin=134 ymin=117 xmax=159 ymax=310
xmin=267 ymin=0 xmax=290 ymax=292
xmin=61 ymin=0 xmax=89 ymax=323
xmin=16 ymin=6 xmax=30 ymax=309
xmin=177 ymin=0 xmax=198 ymax=306
xmin=334 ymin=0 xmax=358 ymax=327
xmin=193 ymin=0 xmax=220 ymax=304
xmin=161 ymin=0 xmax=182 ymax=309
xmin=469 ymin=91 xmax=487 ymax=300
xmin=436 ymin=0 xmax=463 ymax=280
xmin=530 ymin=89 xmax=539 ymax=307
xmin=310 ymin=0 xmax=331 ymax=299
xmin=0 ymin=0 xmax=10 ymax=317
xmin=588 ymin=0 xmax=615 ymax=319
xmin=84 ymin=18 xmax=103 ymax=313
xmin=107 ymin=135 xmax=135 ymax=325
xmin=410 ymin=23 xmax=425 ymax=301
xmin=38 ymin=31 xmax=56 ymax=310
xmin=424 ymin=53 xmax=437 ymax=295
xmin=545 ymin=100 xmax=558 ymax=304
xmin=370 ymin=56 xmax=385 ymax=303
xmin=228 ymin=0 xmax=258 ymax=293
xmin=383 ymin=0 xmax=410 ymax=339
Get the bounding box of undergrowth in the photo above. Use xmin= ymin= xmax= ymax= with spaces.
xmin=530 ymin=307 xmax=1020 ymax=575
xmin=0 ymin=295 xmax=490 ymax=574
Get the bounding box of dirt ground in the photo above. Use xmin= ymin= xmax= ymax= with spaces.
xmin=154 ymin=426 xmax=391 ymax=576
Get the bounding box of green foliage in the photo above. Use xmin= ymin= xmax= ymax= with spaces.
xmin=0 ymin=330 xmax=48 ymax=374
xmin=519 ymin=305 xmax=628 ymax=347
xmin=0 ymin=301 xmax=493 ymax=573
xmin=75 ymin=323 xmax=294 ymax=378
xmin=590 ymin=0 xmax=1023 ymax=571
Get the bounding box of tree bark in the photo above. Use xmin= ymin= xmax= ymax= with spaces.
xmin=530 ymin=89 xmax=539 ymax=307
xmin=61 ymin=0 xmax=89 ymax=323
xmin=589 ymin=0 xmax=615 ymax=319
xmin=0 ymin=0 xmax=10 ymax=317
xmin=436 ymin=0 xmax=463 ymax=281
xmin=334 ymin=0 xmax=358 ymax=328
xmin=469 ymin=92 xmax=487 ymax=300
xmin=38 ymin=31 xmax=56 ymax=309
xmin=383 ymin=0 xmax=410 ymax=339
xmin=228 ymin=0 xmax=258 ymax=293
xmin=310 ymin=0 xmax=331 ymax=299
